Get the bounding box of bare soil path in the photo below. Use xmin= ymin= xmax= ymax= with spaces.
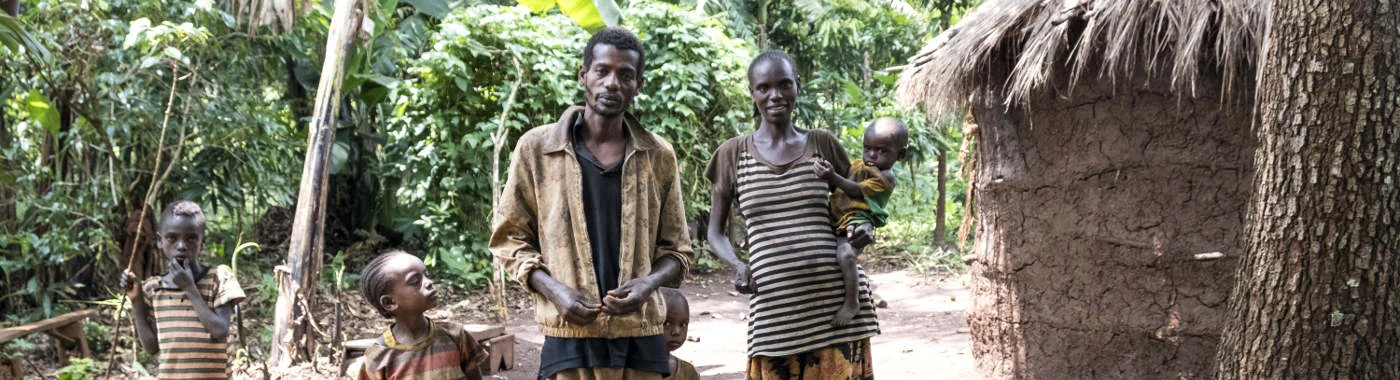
xmin=497 ymin=269 xmax=974 ymax=379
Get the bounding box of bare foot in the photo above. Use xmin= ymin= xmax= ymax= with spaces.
xmin=832 ymin=302 xmax=858 ymax=327
xmin=873 ymin=292 xmax=889 ymax=308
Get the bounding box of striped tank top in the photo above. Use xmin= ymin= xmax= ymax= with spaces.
xmin=142 ymin=265 xmax=245 ymax=379
xmin=734 ymin=137 xmax=880 ymax=357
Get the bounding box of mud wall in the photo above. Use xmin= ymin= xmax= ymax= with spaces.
xmin=966 ymin=71 xmax=1255 ymax=378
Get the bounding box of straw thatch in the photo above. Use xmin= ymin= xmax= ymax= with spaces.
xmin=895 ymin=0 xmax=1271 ymax=116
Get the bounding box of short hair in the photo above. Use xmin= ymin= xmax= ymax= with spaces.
xmin=660 ymin=287 xmax=687 ymax=310
xmin=583 ymin=27 xmax=646 ymax=74
xmin=869 ymin=117 xmax=910 ymax=148
xmin=160 ymin=200 xmax=206 ymax=231
xmin=361 ymin=250 xmax=413 ymax=318
xmin=747 ymin=49 xmax=797 ymax=81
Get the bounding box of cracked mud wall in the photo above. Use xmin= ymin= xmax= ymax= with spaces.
xmin=965 ymin=68 xmax=1255 ymax=378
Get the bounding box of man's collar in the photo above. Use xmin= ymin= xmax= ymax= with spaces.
xmin=545 ymin=105 xmax=659 ymax=154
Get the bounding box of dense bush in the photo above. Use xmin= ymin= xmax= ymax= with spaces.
xmin=384 ymin=2 xmax=754 ymax=284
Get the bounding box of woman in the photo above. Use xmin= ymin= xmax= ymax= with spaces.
xmin=704 ymin=50 xmax=880 ymax=379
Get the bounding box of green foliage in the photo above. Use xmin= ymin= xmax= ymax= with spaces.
xmin=1 ymin=0 xmax=305 ymax=319
xmin=83 ymin=319 xmax=113 ymax=354
xmin=385 ymin=1 xmax=753 ymax=282
xmin=0 ymin=339 xmax=35 ymax=361
xmin=56 ymin=358 xmax=104 ymax=380
xmin=2 ymin=0 xmax=977 ymax=331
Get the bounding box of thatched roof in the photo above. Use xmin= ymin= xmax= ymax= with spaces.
xmin=896 ymin=0 xmax=1271 ymax=116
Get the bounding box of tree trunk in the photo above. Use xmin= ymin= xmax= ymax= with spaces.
xmin=2 ymin=0 xmax=16 ymax=17
xmin=933 ymin=147 xmax=947 ymax=246
xmin=270 ymin=0 xmax=359 ymax=370
xmin=1214 ymin=1 xmax=1400 ymax=378
xmin=1 ymin=102 xmax=13 ymax=222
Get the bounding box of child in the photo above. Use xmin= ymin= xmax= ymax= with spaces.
xmin=814 ymin=117 xmax=909 ymax=327
xmin=356 ymin=250 xmax=488 ymax=380
xmin=660 ymin=288 xmax=699 ymax=380
xmin=120 ymin=201 xmax=246 ymax=379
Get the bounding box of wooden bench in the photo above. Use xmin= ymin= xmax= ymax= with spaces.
xmin=0 ymin=309 xmax=100 ymax=377
xmin=342 ymin=323 xmax=515 ymax=376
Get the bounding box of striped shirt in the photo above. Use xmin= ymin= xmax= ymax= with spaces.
xmin=706 ymin=131 xmax=880 ymax=357
xmin=142 ymin=264 xmax=245 ymax=379
xmin=357 ymin=321 xmax=489 ymax=380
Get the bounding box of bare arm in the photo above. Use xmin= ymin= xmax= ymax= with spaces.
xmin=122 ymin=271 xmax=160 ymax=355
xmin=814 ymin=160 xmax=866 ymax=199
xmin=707 ymin=191 xmax=754 ymax=293
xmin=172 ymin=263 xmax=230 ymax=341
xmin=527 ymin=270 xmax=602 ymax=325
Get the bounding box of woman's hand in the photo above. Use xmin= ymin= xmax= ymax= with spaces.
xmin=848 ymin=223 xmax=875 ymax=250
xmin=733 ymin=264 xmax=756 ymax=294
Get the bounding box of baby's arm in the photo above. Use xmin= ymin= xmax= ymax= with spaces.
xmin=814 ymin=160 xmax=867 ymax=199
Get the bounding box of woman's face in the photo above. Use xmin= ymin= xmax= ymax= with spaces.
xmin=748 ymin=58 xmax=799 ymax=126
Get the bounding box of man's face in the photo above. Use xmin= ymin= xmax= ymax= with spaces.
xmin=157 ymin=216 xmax=203 ymax=266
xmin=579 ymin=44 xmax=643 ymax=117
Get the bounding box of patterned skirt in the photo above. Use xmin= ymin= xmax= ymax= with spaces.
xmin=745 ymin=338 xmax=874 ymax=380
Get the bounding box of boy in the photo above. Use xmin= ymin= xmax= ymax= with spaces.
xmin=660 ymin=288 xmax=698 ymax=380
xmin=356 ymin=250 xmax=487 ymax=380
xmin=120 ymin=201 xmax=246 ymax=379
xmin=814 ymin=117 xmax=909 ymax=327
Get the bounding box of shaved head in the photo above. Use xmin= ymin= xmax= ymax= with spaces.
xmin=867 ymin=117 xmax=909 ymax=147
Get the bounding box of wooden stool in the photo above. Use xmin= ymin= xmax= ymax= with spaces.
xmin=462 ymin=324 xmax=514 ymax=375
xmin=0 ymin=309 xmax=99 ymax=375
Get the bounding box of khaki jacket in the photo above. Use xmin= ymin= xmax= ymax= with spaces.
xmin=490 ymin=106 xmax=694 ymax=338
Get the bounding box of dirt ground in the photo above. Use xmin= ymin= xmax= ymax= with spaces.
xmin=492 ymin=268 xmax=974 ymax=380
xmin=20 ymin=267 xmax=972 ymax=379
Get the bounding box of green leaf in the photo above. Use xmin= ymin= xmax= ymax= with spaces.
xmin=24 ymin=90 xmax=61 ymax=134
xmin=403 ymin=0 xmax=452 ymax=19
xmin=0 ymin=14 xmax=50 ymax=59
xmin=330 ymin=141 xmax=349 ymax=174
xmin=516 ymin=0 xmax=557 ymax=13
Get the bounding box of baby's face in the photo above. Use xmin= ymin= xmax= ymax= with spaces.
xmin=862 ymin=132 xmax=905 ymax=171
xmin=664 ymin=297 xmax=690 ymax=352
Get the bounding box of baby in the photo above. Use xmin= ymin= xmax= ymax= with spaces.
xmin=815 ymin=117 xmax=909 ymax=326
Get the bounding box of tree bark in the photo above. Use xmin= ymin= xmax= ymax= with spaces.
xmin=1 ymin=100 xmax=13 ymax=222
xmin=933 ymin=147 xmax=947 ymax=246
xmin=1214 ymin=1 xmax=1400 ymax=378
xmin=270 ymin=0 xmax=359 ymax=370
xmin=2 ymin=0 xmax=16 ymax=17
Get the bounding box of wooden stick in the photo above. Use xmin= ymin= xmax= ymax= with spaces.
xmin=103 ymin=61 xmax=179 ymax=378
xmin=489 ymin=57 xmax=522 ymax=324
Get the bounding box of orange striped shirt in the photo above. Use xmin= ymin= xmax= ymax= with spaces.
xmin=142 ymin=265 xmax=245 ymax=379
xmin=357 ymin=320 xmax=489 ymax=380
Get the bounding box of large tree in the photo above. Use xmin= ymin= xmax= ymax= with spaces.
xmin=1215 ymin=1 xmax=1399 ymax=378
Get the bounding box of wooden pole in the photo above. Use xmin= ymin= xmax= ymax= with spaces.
xmin=270 ymin=0 xmax=359 ymax=371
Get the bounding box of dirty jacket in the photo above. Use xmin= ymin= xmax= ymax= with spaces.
xmin=490 ymin=105 xmax=694 ymax=338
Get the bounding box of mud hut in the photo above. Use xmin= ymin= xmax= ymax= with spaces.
xmin=895 ymin=1 xmax=1269 ymax=378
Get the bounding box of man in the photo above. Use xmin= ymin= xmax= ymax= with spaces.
xmin=490 ymin=27 xmax=693 ymax=380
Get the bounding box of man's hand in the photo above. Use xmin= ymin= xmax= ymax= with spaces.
xmin=813 ymin=159 xmax=837 ymax=181
xmin=602 ymin=277 xmax=658 ymax=315
xmin=550 ymin=286 xmax=603 ymax=325
xmin=120 ymin=269 xmax=141 ymax=299
xmin=733 ymin=264 xmax=755 ymax=294
xmin=169 ymin=261 xmax=195 ymax=289
xmin=848 ymin=223 xmax=875 ymax=250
